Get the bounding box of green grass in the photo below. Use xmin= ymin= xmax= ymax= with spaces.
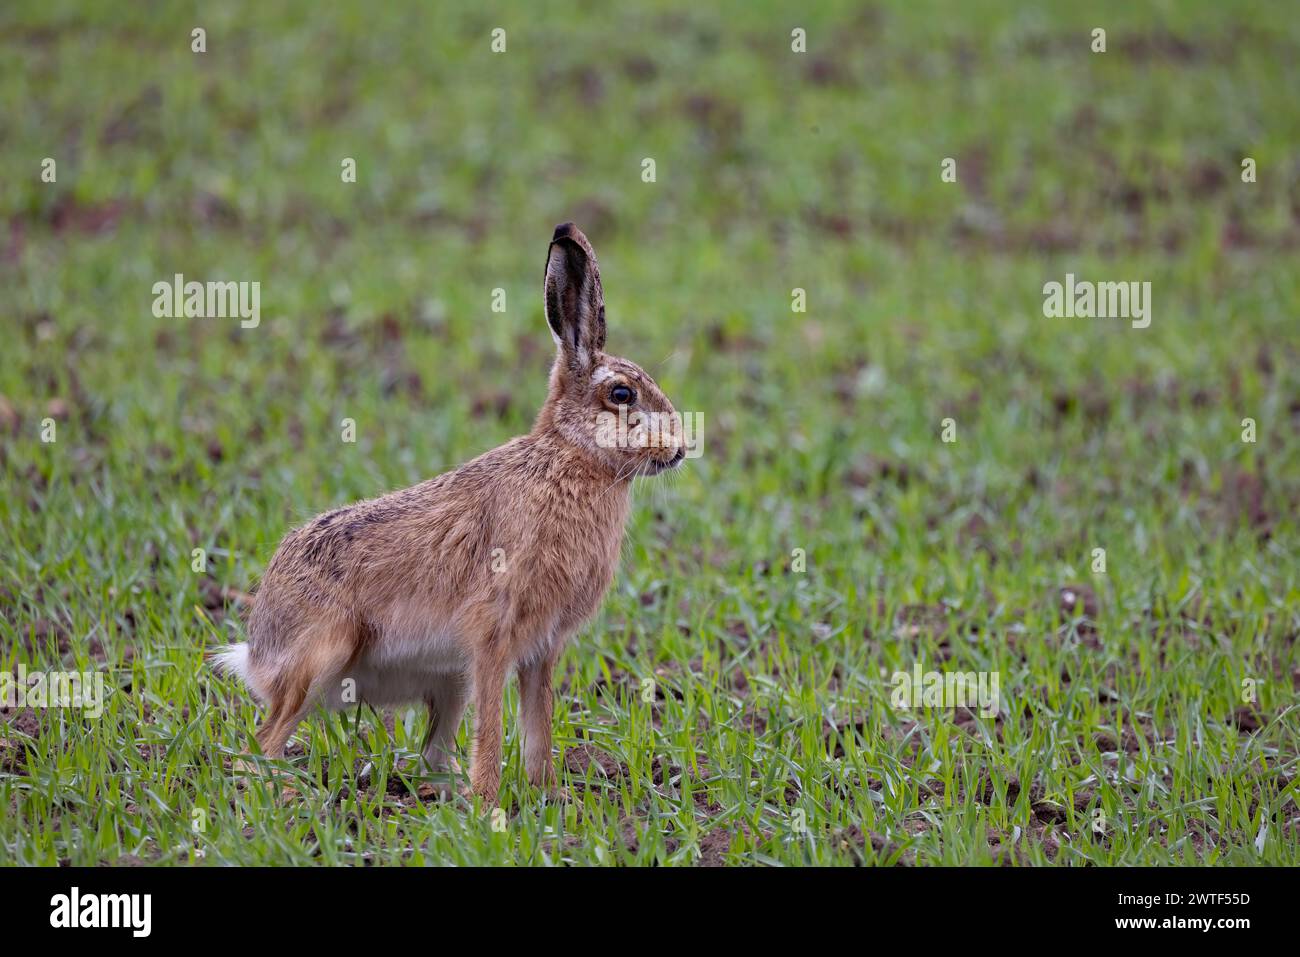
xmin=1 ymin=0 xmax=1298 ymax=865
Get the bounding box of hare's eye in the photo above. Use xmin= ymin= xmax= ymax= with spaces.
xmin=610 ymin=384 xmax=635 ymax=406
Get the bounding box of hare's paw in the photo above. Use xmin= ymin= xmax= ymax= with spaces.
xmin=541 ymin=784 xmax=572 ymax=803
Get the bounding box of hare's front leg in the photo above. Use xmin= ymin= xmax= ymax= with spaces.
xmin=518 ymin=648 xmax=561 ymax=790
xmin=469 ymin=645 xmax=510 ymax=802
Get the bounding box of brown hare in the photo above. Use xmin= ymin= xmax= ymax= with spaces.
xmin=215 ymin=223 xmax=684 ymax=802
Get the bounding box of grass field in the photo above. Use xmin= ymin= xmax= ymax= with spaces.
xmin=1 ymin=0 xmax=1298 ymax=866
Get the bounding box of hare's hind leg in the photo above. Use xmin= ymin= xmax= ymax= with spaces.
xmin=254 ymin=620 xmax=358 ymax=759
xmin=421 ymin=673 xmax=469 ymax=774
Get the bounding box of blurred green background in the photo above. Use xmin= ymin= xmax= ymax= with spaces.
xmin=0 ymin=0 xmax=1297 ymax=865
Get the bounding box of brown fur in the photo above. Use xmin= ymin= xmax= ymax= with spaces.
xmin=217 ymin=224 xmax=683 ymax=802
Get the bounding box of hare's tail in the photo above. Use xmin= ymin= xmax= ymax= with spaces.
xmin=212 ymin=643 xmax=270 ymax=703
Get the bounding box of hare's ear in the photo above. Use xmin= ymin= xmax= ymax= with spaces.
xmin=543 ymin=222 xmax=606 ymax=368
